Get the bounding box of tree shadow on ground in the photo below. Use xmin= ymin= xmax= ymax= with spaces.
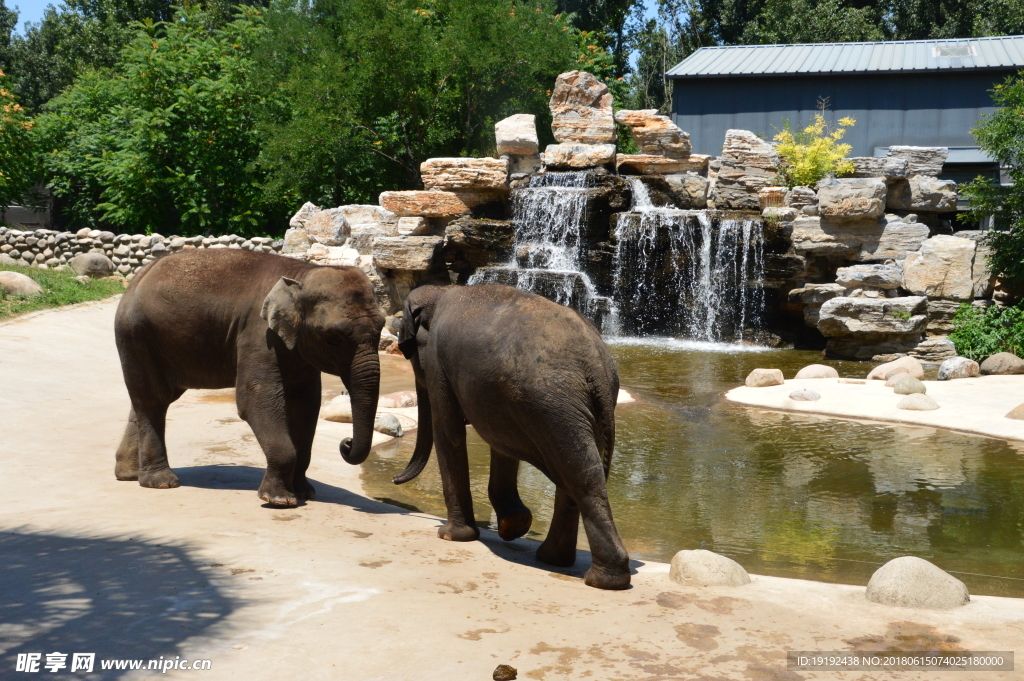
xmin=0 ymin=531 xmax=237 ymax=680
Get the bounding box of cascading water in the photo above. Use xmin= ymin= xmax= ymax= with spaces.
xmin=469 ymin=172 xmax=606 ymax=316
xmin=610 ymin=177 xmax=765 ymax=342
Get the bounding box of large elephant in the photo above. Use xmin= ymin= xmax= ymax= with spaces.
xmin=113 ymin=248 xmax=384 ymax=507
xmin=394 ymin=284 xmax=630 ymax=589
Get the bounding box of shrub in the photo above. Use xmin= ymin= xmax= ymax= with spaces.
xmin=949 ymin=302 xmax=1024 ymax=361
xmin=773 ymin=112 xmax=855 ymax=188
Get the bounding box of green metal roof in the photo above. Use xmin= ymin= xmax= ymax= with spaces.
xmin=667 ymin=35 xmax=1024 ymax=77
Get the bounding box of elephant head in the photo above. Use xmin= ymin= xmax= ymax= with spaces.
xmin=261 ymin=266 xmax=385 ymax=465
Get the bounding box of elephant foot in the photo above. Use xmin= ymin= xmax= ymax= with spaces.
xmin=584 ymin=564 xmax=631 ymax=590
xmin=438 ymin=521 xmax=480 ymax=542
xmin=114 ymin=460 xmax=139 ymax=481
xmin=497 ymin=509 xmax=533 ymax=541
xmin=536 ymin=538 xmax=576 ymax=568
xmin=258 ymin=477 xmax=298 ymax=507
xmin=294 ymin=477 xmax=316 ymax=502
xmin=138 ymin=467 xmax=180 ymax=489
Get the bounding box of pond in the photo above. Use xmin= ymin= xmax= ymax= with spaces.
xmin=353 ymin=342 xmax=1024 ymax=598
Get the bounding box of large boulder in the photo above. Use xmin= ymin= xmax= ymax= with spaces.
xmin=281 ymin=227 xmax=311 ymax=255
xmin=443 ymin=217 xmax=515 ymax=273
xmin=495 ymin=114 xmax=538 ymax=156
xmin=859 ymin=215 xmax=930 ymax=261
xmin=866 ymin=556 xmax=968 ymax=608
xmin=548 ymin=71 xmax=615 ymax=144
xmin=980 ymin=352 xmax=1024 ymax=375
xmin=886 ymin=146 xmax=948 ymax=177
xmin=847 ymin=156 xmax=908 ymax=179
xmin=541 ymin=143 xmax=616 ymax=169
xmin=69 ymin=253 xmax=115 ymax=278
xmin=302 ymin=207 xmax=350 ymax=246
xmin=613 ymin=109 xmax=691 ymax=158
xmin=955 ymin=230 xmax=997 ymax=298
xmin=816 ymin=177 xmax=886 ymax=222
xmin=788 ymin=283 xmax=845 ymax=326
xmin=0 ymin=270 xmax=42 ymax=296
xmin=794 ymin=364 xmax=839 ymax=379
xmin=615 ymin=155 xmax=704 ymax=175
xmin=669 ymin=549 xmax=750 ymax=587
xmin=710 ymin=130 xmax=780 ymax=210
xmin=372 ymin=236 xmax=444 ymax=271
xmin=867 ymin=355 xmax=925 ymax=380
xmin=902 ymin=235 xmax=976 ymax=301
xmin=379 ymin=191 xmax=475 ymax=218
xmin=420 ymin=157 xmax=509 ymax=190
xmin=835 ymin=263 xmax=902 ymax=290
xmin=745 ymin=368 xmax=784 ymax=387
xmin=791 ymin=215 xmax=884 ymax=256
xmin=818 ymin=297 xmax=928 ymax=337
xmin=886 ymin=176 xmax=958 ymax=212
xmin=288 ymin=201 xmax=320 ymax=230
xmin=663 ymin=173 xmax=710 ymax=208
xmin=909 ymin=337 xmax=958 ymax=363
xmin=937 ymin=356 xmax=980 ymax=380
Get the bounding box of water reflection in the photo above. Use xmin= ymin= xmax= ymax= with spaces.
xmin=358 ymin=342 xmax=1024 ymax=597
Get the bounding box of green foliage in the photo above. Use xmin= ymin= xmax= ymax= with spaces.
xmin=36 ymin=7 xmax=279 ymax=236
xmin=950 ymin=303 xmax=1024 ymax=361
xmin=961 ymin=73 xmax=1024 ymax=283
xmin=0 ymin=67 xmax=40 ymax=209
xmin=890 ymin=309 xmax=911 ymax=320
xmin=773 ymin=112 xmax=855 ymax=188
xmin=256 ymin=0 xmax=580 ymax=207
xmin=741 ymin=0 xmax=885 ymax=43
xmin=0 ymin=262 xmax=124 ymax=319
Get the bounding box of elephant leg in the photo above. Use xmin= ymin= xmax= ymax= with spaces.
xmin=574 ymin=457 xmax=630 ymax=590
xmin=134 ymin=394 xmax=182 ymax=489
xmin=433 ymin=396 xmax=479 ymax=542
xmin=536 ymin=486 xmax=580 ymax=567
xmin=114 ymin=407 xmax=140 ymax=481
xmin=488 ymin=448 xmax=532 ymax=541
xmin=238 ymin=376 xmax=318 ymax=508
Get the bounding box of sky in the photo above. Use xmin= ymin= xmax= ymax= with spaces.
xmin=10 ymin=0 xmax=51 ymax=31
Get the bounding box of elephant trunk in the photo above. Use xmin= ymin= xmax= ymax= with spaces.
xmin=340 ymin=346 xmax=380 ymax=465
xmin=393 ymin=378 xmax=432 ymax=484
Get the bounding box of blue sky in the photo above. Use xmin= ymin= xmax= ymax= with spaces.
xmin=9 ymin=0 xmax=52 ymax=31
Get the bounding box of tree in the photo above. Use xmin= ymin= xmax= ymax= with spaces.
xmin=742 ymin=0 xmax=884 ymax=44
xmin=256 ymin=0 xmax=581 ymax=208
xmin=36 ymin=7 xmax=277 ymax=235
xmin=961 ymin=73 xmax=1024 ymax=283
xmin=0 ymin=67 xmax=39 ymax=209
xmin=557 ymin=0 xmax=638 ymax=76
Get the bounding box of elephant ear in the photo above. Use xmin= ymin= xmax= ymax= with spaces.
xmin=261 ymin=277 xmax=303 ymax=350
xmin=398 ymin=286 xmax=443 ymax=359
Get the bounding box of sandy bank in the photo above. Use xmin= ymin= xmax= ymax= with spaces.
xmin=1 ymin=298 xmax=1021 ymax=680
xmin=727 ymin=375 xmax=1024 ymax=442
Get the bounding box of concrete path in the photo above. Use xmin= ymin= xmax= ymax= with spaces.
xmin=727 ymin=376 xmax=1024 ymax=441
xmin=1 ymin=298 xmax=1022 ymax=680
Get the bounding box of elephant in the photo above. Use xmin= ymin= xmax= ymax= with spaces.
xmin=393 ymin=283 xmax=630 ymax=590
xmin=113 ymin=248 xmax=384 ymax=507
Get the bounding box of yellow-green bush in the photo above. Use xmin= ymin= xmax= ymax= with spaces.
xmin=773 ymin=113 xmax=855 ymax=188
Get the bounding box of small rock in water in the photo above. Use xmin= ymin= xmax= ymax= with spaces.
xmin=794 ymin=364 xmax=838 ymax=379
xmin=320 ymin=395 xmax=352 ymax=423
xmin=789 ymin=388 xmax=820 ymax=401
xmin=892 ymin=375 xmax=926 ymax=395
xmin=897 ymin=393 xmax=939 ymax=410
xmin=867 ymin=356 xmax=924 ymax=380
xmin=937 ymin=356 xmax=980 ymax=380
xmin=745 ymin=368 xmax=784 ymax=387
xmin=373 ymin=413 xmax=403 ymax=437
xmin=670 ymin=549 xmax=750 ymax=587
xmin=866 ymin=556 xmax=969 ymax=608
xmin=378 ymin=390 xmax=416 ymax=408
xmin=884 ymin=370 xmax=909 ymax=386
xmin=980 ymin=352 xmax=1024 ymax=375
xmin=493 ymin=664 xmax=518 ymax=681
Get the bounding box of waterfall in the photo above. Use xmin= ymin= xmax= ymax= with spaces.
xmin=610 ymin=178 xmax=765 ymax=342
xmin=469 ymin=172 xmax=604 ymax=315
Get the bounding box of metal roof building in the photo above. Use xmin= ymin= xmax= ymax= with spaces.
xmin=668 ymin=35 xmax=1024 ymax=180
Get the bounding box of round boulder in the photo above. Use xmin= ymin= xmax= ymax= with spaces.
xmin=897 ymin=394 xmax=939 ymax=411
xmin=745 ymin=368 xmax=784 ymax=387
xmin=373 ymin=413 xmax=403 ymax=437
xmin=884 ymin=371 xmax=909 ymax=387
xmin=319 ymin=395 xmax=352 ymax=423
xmin=69 ymin=253 xmax=115 ymax=278
xmin=1005 ymin=403 xmax=1024 ymax=420
xmin=980 ymin=352 xmax=1024 ymax=375
xmin=866 ymin=556 xmax=969 ymax=608
xmin=379 ymin=390 xmax=417 ymax=408
xmin=0 ymin=253 xmax=16 ymax=265
xmin=867 ymin=356 xmax=924 ymax=381
xmin=937 ymin=356 xmax=980 ymax=381
xmin=0 ymin=271 xmax=42 ymax=296
xmin=789 ymin=388 xmax=820 ymax=401
xmin=892 ymin=375 xmax=926 ymax=395
xmin=794 ymin=364 xmax=838 ymax=379
xmin=669 ymin=549 xmax=750 ymax=587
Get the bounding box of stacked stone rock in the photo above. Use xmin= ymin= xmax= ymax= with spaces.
xmin=541 ymin=70 xmax=617 ymax=169
xmin=0 ymin=225 xmax=282 ymax=280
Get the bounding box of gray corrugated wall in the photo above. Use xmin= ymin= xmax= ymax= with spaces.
xmin=670 ymin=70 xmax=1017 ymax=157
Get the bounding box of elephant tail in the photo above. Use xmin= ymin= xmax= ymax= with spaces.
xmin=393 ymin=379 xmax=433 ymax=485
xmin=393 ymin=443 xmax=430 ymax=484
xmin=593 ymin=380 xmax=617 ymax=476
